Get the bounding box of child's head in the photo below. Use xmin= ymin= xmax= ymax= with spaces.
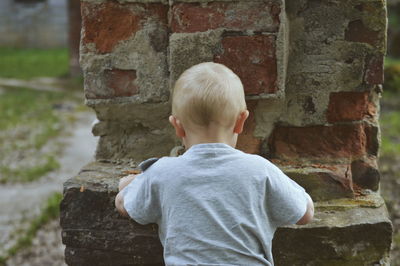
xmin=172 ymin=62 xmax=246 ymax=128
xmin=170 ymin=62 xmax=248 ymax=148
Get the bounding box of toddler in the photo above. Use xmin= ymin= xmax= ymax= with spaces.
xmin=115 ymin=62 xmax=314 ymax=265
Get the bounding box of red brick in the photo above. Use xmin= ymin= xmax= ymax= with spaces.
xmin=171 ymin=2 xmax=280 ymax=33
xmin=104 ymin=69 xmax=138 ymax=97
xmin=345 ymin=20 xmax=380 ymax=47
xmin=327 ymin=91 xmax=376 ymax=123
xmin=268 ymin=124 xmax=368 ymax=159
xmin=214 ymin=35 xmax=277 ymax=95
xmin=365 ymin=56 xmax=384 ymax=84
xmin=236 ymin=100 xmax=262 ymax=154
xmin=81 ymin=2 xmax=167 ymax=53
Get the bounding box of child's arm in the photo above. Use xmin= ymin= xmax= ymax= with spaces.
xmin=119 ymin=174 xmax=137 ymax=191
xmin=296 ymin=194 xmax=314 ymax=225
xmin=115 ymin=175 xmax=137 ymax=217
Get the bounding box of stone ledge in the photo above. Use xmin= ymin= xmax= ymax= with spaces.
xmin=60 ymin=162 xmax=392 ymax=265
xmin=273 ymin=205 xmax=392 ymax=266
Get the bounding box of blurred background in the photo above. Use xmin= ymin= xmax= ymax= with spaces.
xmin=0 ymin=0 xmax=399 ymax=265
xmin=0 ymin=0 xmax=97 ymax=265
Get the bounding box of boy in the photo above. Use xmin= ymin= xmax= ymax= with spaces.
xmin=115 ymin=62 xmax=314 ymax=265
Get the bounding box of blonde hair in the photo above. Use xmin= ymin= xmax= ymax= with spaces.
xmin=172 ymin=62 xmax=246 ymax=128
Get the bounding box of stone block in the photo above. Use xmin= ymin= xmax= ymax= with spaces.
xmin=168 ymin=30 xmax=224 ymax=88
xmin=81 ymin=1 xmax=168 ymax=54
xmin=94 ymin=124 xmax=176 ymax=161
xmin=81 ymin=1 xmax=169 ymax=102
xmin=104 ymin=69 xmax=139 ymax=98
xmin=268 ymin=124 xmax=371 ymax=160
xmin=345 ymin=20 xmax=380 ymax=48
xmin=273 ymin=202 xmax=392 ymax=266
xmin=281 ymin=0 xmax=386 ymax=127
xmin=326 ymin=91 xmax=376 ymax=123
xmin=170 ymin=1 xmax=281 ymax=33
xmin=87 ymin=101 xmax=177 ymax=160
xmin=169 ymin=32 xmax=281 ymax=96
xmin=169 ymin=0 xmax=285 ymax=97
xmin=214 ymin=35 xmax=278 ymax=95
xmin=351 ymin=157 xmax=380 ymax=191
xmin=365 ymin=54 xmax=385 ymax=85
xmin=364 ymin=123 xmax=379 ymax=156
xmin=278 ymin=164 xmax=354 ymax=201
xmin=61 ymin=162 xmax=392 ymax=265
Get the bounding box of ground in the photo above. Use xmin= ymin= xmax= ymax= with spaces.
xmin=0 ymin=76 xmax=97 ymax=266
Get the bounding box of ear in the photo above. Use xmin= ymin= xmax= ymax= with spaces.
xmin=169 ymin=115 xmax=186 ymax=138
xmin=233 ymin=110 xmax=249 ymax=134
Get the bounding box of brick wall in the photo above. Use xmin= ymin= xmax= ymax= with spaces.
xmin=82 ymin=0 xmax=286 ymax=160
xmin=63 ymin=0 xmax=392 ymax=264
xmin=81 ymin=0 xmax=386 ymax=201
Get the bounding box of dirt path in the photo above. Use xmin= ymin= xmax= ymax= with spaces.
xmin=1 ymin=110 xmax=98 ymax=265
xmin=0 ymin=77 xmax=64 ymax=92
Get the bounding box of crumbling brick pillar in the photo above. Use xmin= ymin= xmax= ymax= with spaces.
xmin=61 ymin=0 xmax=393 ymax=265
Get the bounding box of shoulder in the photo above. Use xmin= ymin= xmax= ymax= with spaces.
xmin=238 ymin=151 xmax=275 ymax=168
xmin=138 ymin=156 xmax=183 ymax=178
xmin=237 ymin=151 xmax=285 ymax=178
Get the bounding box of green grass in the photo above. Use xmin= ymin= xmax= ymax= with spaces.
xmin=381 ymin=57 xmax=400 ymax=156
xmin=0 ymin=86 xmax=71 ymax=183
xmin=0 ymin=192 xmax=63 ymax=265
xmin=0 ymin=47 xmax=84 ymax=184
xmin=380 ymin=111 xmax=400 ymax=155
xmin=0 ymin=47 xmax=69 ymax=79
xmin=0 ymin=156 xmax=60 ymax=184
xmin=385 ymin=57 xmax=400 ymax=67
xmin=0 ymin=86 xmax=66 ymax=137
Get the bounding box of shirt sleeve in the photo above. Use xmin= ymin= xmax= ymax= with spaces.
xmin=265 ymin=163 xmax=309 ymax=227
xmin=121 ymin=172 xmax=160 ymax=225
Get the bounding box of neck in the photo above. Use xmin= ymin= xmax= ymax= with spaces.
xmin=182 ymin=123 xmax=238 ymax=150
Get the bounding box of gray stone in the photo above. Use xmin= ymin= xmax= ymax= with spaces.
xmin=169 ymin=30 xmax=224 ymax=89
xmin=61 ymin=162 xmax=392 ymax=265
xmin=273 ymin=205 xmax=392 ymax=266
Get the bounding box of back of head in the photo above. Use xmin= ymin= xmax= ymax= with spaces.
xmin=172 ymin=62 xmax=246 ymax=128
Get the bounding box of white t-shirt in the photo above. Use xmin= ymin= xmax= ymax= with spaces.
xmin=122 ymin=143 xmax=309 ymax=265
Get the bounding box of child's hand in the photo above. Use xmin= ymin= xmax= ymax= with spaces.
xmin=118 ymin=174 xmax=137 ymax=191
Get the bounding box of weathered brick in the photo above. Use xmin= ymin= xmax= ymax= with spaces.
xmin=81 ymin=2 xmax=168 ymax=53
xmin=214 ymin=35 xmax=277 ymax=95
xmin=170 ymin=2 xmax=281 ymax=33
xmin=273 ymin=206 xmax=392 ymax=265
xmin=345 ymin=20 xmax=380 ymax=47
xmin=268 ymin=124 xmax=368 ymax=159
xmin=236 ymin=100 xmax=262 ymax=154
xmin=365 ymin=55 xmax=384 ymax=85
xmin=85 ymin=69 xmax=139 ymax=99
xmin=105 ymin=69 xmax=138 ymax=98
xmin=280 ymin=164 xmax=354 ymax=201
xmin=62 ymin=162 xmax=392 ymax=265
xmin=365 ymin=124 xmax=379 ymax=156
xmin=327 ymin=91 xmax=376 ymax=123
xmin=351 ymin=158 xmax=380 ymax=191
xmin=169 ymin=30 xmax=223 ymax=87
